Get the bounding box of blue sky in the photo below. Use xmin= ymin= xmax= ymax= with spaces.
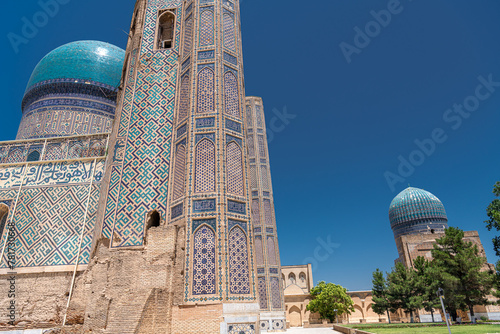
xmin=1 ymin=0 xmax=500 ymax=290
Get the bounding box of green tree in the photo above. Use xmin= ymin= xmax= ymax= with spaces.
xmin=414 ymin=256 xmax=441 ymax=322
xmin=485 ymin=182 xmax=500 ymax=256
xmin=306 ymin=281 xmax=355 ymax=322
xmin=371 ymin=269 xmax=392 ymax=324
xmin=386 ymin=262 xmax=422 ymax=323
xmin=431 ymin=227 xmax=494 ymax=320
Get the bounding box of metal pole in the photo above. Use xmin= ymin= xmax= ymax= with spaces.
xmin=439 ymin=296 xmax=452 ymax=334
xmin=62 ymin=159 xmax=97 ymax=326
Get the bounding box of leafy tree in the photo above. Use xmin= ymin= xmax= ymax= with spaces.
xmin=371 ymin=269 xmax=392 ymax=323
xmin=306 ymin=281 xmax=354 ymax=322
xmin=414 ymin=256 xmax=441 ymax=322
xmin=386 ymin=262 xmax=422 ymax=323
xmin=431 ymin=227 xmax=494 ymax=320
xmin=485 ymin=182 xmax=500 ymax=256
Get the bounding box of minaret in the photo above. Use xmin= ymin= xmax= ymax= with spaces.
xmin=167 ymin=0 xmax=261 ymax=325
xmin=95 ymin=0 xmax=260 ymax=331
xmin=245 ymin=97 xmax=286 ymax=331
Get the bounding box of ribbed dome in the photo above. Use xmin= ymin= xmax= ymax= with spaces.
xmin=25 ymin=40 xmax=125 ymax=91
xmin=389 ymin=187 xmax=448 ymax=238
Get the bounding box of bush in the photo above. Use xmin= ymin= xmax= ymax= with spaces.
xmin=480 ymin=316 xmax=488 ymax=321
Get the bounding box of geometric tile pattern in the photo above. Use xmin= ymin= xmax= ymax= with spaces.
xmin=199 ymin=8 xmax=214 ymax=46
xmin=105 ymin=0 xmax=182 ymax=248
xmin=258 ymin=276 xmax=268 ymax=310
xmin=258 ymin=135 xmax=266 ymax=158
xmin=247 ymin=134 xmax=255 ymax=157
xmin=224 ymin=71 xmax=240 ymax=118
xmin=263 ymin=199 xmax=272 ymax=226
xmin=228 ymin=226 xmax=250 ymax=294
xmin=255 ymin=105 xmax=263 ymax=128
xmin=173 ymin=143 xmax=186 ymax=200
xmin=183 ymin=15 xmax=194 ymax=56
xmin=245 ymin=97 xmax=285 ymax=313
xmin=226 ymin=142 xmax=244 ymax=196
xmin=266 ymin=236 xmax=277 ymax=266
xmin=178 ymin=74 xmax=191 ymax=122
xmin=180 ymin=0 xmax=257 ymax=304
xmin=270 ymin=277 xmax=282 ymax=309
xmin=223 ymin=13 xmax=236 ymax=51
xmin=250 ymin=166 xmax=257 ymax=189
xmin=0 ymin=134 xmax=108 ymax=165
xmin=17 ymin=102 xmax=114 ymax=140
xmin=194 ymin=139 xmax=215 ymax=193
xmin=251 ymin=199 xmax=260 ymax=225
xmin=260 ymin=165 xmax=269 ymax=190
xmin=228 ymin=323 xmax=255 ymax=334
xmin=255 ymin=236 xmax=264 ymax=265
xmin=0 ymin=158 xmax=104 ymax=269
xmin=197 ymin=67 xmax=215 ymax=113
xmin=192 ymin=225 xmax=216 ymax=295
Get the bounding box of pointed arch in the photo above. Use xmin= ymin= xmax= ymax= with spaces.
xmin=178 ymin=74 xmax=191 ymax=122
xmin=27 ymin=150 xmax=41 ymax=162
xmin=229 ymin=226 xmax=250 ymax=294
xmin=226 ymin=141 xmax=244 ymax=196
xmin=192 ymin=224 xmax=216 ymax=295
xmin=199 ymin=9 xmax=214 ymax=46
xmin=267 ymin=236 xmax=277 ymax=265
xmin=197 ymin=67 xmax=215 ymax=113
xmin=173 ymin=143 xmax=186 ymax=200
xmin=255 ymin=235 xmax=264 ymax=265
xmin=263 ymin=199 xmax=273 ymax=226
xmin=258 ymin=276 xmax=268 ymax=310
xmin=224 ymin=71 xmax=239 ymax=117
xmin=251 ymin=199 xmax=261 ymax=225
xmin=183 ymin=14 xmax=194 ymax=56
xmin=223 ymin=13 xmax=236 ymax=51
xmin=194 ymin=138 xmax=215 ymax=193
xmin=158 ymin=11 xmax=175 ymax=49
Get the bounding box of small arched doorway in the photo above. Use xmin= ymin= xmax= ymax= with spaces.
xmin=289 ymin=306 xmax=302 ymax=327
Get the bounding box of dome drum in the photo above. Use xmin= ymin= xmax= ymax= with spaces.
xmin=17 ymin=41 xmax=125 ymax=140
xmin=389 ymin=187 xmax=448 ymax=240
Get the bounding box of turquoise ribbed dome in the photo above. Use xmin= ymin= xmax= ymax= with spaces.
xmin=25 ymin=40 xmax=125 ymax=91
xmin=389 ymin=187 xmax=448 ymax=237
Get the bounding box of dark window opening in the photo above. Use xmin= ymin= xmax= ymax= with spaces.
xmin=158 ymin=10 xmax=175 ymax=50
xmin=147 ymin=210 xmax=161 ymax=230
xmin=431 ymin=229 xmax=435 ymax=234
xmin=27 ymin=150 xmax=41 ymax=162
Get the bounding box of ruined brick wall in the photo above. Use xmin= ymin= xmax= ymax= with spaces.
xmin=66 ymin=223 xmax=186 ymax=334
xmin=0 ymin=272 xmax=73 ymax=326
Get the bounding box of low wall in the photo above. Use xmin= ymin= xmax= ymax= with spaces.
xmin=333 ymin=325 xmax=375 ymax=334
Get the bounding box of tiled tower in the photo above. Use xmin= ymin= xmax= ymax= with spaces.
xmin=96 ymin=0 xmax=260 ymax=332
xmin=167 ymin=0 xmax=261 ymax=323
xmin=246 ymin=97 xmax=286 ymax=331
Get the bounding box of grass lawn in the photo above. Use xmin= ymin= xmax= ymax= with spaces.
xmin=347 ymin=324 xmax=500 ymax=334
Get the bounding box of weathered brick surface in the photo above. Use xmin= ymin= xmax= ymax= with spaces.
xmin=171 ymin=304 xmax=223 ymax=334
xmin=0 ymin=272 xmax=72 ymax=326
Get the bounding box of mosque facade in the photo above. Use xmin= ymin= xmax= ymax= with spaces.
xmin=0 ymin=0 xmax=286 ymax=333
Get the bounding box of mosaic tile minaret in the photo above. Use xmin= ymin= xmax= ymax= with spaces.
xmin=245 ymin=97 xmax=286 ymax=331
xmin=96 ymin=0 xmax=261 ymax=332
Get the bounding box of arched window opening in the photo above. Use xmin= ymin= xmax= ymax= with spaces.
xmin=27 ymin=150 xmax=41 ymax=162
xmin=158 ymin=10 xmax=175 ymax=49
xmin=288 ymin=273 xmax=296 ymax=285
xmin=299 ymin=272 xmax=306 ymax=284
